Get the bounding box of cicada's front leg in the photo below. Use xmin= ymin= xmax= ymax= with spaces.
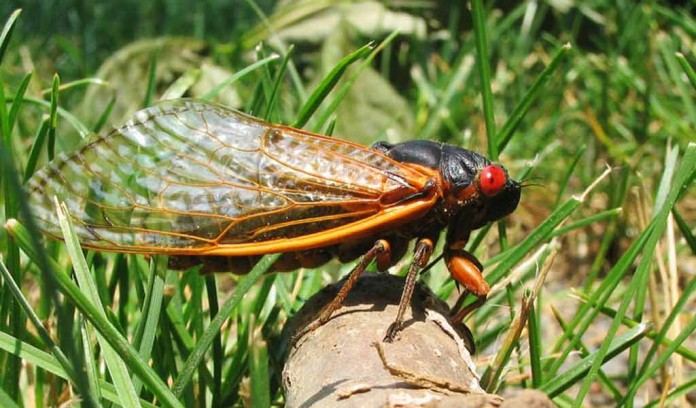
xmin=446 ymin=249 xmax=490 ymax=323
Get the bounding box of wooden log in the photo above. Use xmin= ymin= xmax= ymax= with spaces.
xmin=282 ymin=273 xmax=553 ymax=407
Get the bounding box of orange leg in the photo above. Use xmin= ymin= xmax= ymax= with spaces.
xmin=295 ymin=240 xmax=390 ymax=341
xmin=383 ymin=238 xmax=434 ymax=342
xmin=446 ymin=250 xmax=490 ymax=323
xmin=450 ymin=293 xmax=487 ymax=323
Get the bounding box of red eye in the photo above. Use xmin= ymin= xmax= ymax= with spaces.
xmin=479 ymin=165 xmax=507 ymax=196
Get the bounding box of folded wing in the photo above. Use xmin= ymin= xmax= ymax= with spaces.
xmin=27 ymin=100 xmax=433 ymax=254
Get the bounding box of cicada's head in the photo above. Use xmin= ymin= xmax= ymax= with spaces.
xmin=440 ymin=146 xmax=521 ymax=248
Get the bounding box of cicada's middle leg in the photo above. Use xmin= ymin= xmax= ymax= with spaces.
xmin=383 ymin=237 xmax=435 ymax=342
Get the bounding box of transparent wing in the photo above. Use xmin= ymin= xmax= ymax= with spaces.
xmin=27 ymin=99 xmax=432 ymax=254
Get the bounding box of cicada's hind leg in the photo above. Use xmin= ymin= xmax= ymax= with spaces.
xmin=383 ymin=237 xmax=435 ymax=342
xmin=293 ymin=239 xmax=391 ymax=343
xmin=446 ymin=249 xmax=490 ymax=323
xmin=451 ymin=293 xmax=488 ymax=323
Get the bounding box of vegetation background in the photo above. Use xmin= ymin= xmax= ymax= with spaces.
xmin=0 ymin=0 xmax=694 ymax=406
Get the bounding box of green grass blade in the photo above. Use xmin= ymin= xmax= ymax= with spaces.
xmin=91 ymin=93 xmax=116 ymax=133
xmin=252 ymin=45 xmax=277 ymax=118
xmin=248 ymin=318 xmax=271 ymax=407
xmin=0 ymin=259 xmax=76 ymax=380
xmin=16 ymin=211 xmax=182 ymax=407
xmin=234 ymin=0 xmax=308 ymax=106
xmin=7 ymin=71 xmax=32 ymax=134
xmin=162 ymin=69 xmax=202 ymax=100
xmin=262 ymin=45 xmax=293 ymax=120
xmin=0 ymin=388 xmax=19 ymax=408
xmin=584 ymin=168 xmax=630 ymax=291
xmin=497 ymin=43 xmax=572 ymax=152
xmin=131 ymin=256 xmax=167 ymax=395
xmin=645 ymin=375 xmax=696 ymax=408
xmin=627 ymin=145 xmax=678 ymax=387
xmin=46 ymin=74 xmax=59 ymax=160
xmin=554 ymin=143 xmax=585 ymax=206
xmin=550 ymin=306 xmax=623 ymax=401
xmin=550 ymin=208 xmax=622 ymax=238
xmin=540 ymin=323 xmax=648 ymax=397
xmin=2 ymin=232 xmax=96 ymax=407
xmin=0 ymin=329 xmax=159 ymax=408
xmin=142 ymin=51 xmax=159 ymax=107
xmin=624 ymin=273 xmax=696 ymax=402
xmin=0 ymin=48 xmax=23 ymax=404
xmin=56 ymin=200 xmax=141 ymax=407
xmin=164 ymin=285 xmax=195 ymax=351
xmin=13 ymin=96 xmax=91 ymax=138
xmin=659 ymin=39 xmax=696 ymax=128
xmin=22 ymin=117 xmax=49 ymax=183
xmin=293 ymin=42 xmax=373 ymax=128
xmin=577 ymin=293 xmax=696 ymax=363
xmin=0 ymin=330 xmax=68 ymax=380
xmin=675 ymin=52 xmax=696 ymax=89
xmin=202 ymin=54 xmax=280 ymax=101
xmin=79 ymin=317 xmax=103 ymax=403
xmin=240 ymin=0 xmax=338 ymax=50
xmin=417 ymin=53 xmax=475 ymax=141
xmin=205 ymin=275 xmax=223 ymax=406
xmin=471 ymin=0 xmax=497 ymax=159
xmin=545 ymin=222 xmax=655 ymax=376
xmin=481 ymin=244 xmax=556 ymax=391
xmin=171 ymin=253 xmax=280 ymax=397
xmin=528 ymin=299 xmax=542 ymax=388
xmin=220 ymin=321 xmax=250 ymax=403
xmin=630 ymin=313 xmax=696 ymax=404
xmin=41 ymin=77 xmax=108 ymax=95
xmin=654 ymin=145 xmax=680 ymax=214
xmin=313 ymin=31 xmax=399 ymax=132
xmin=672 ymin=208 xmax=695 ymax=254
xmin=486 ymin=191 xmax=580 ymax=284
xmin=575 ymin=143 xmax=696 ymax=403
xmin=0 ymin=9 xmax=21 ymax=65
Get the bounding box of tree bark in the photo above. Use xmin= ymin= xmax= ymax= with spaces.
xmin=282 ymin=273 xmax=553 ymax=407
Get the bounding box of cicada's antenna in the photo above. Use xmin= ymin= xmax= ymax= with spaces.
xmin=519 ymin=176 xmax=545 ymax=189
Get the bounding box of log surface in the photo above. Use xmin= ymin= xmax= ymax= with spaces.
xmin=282 ymin=273 xmax=553 ymax=407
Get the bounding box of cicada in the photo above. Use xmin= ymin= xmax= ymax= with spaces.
xmin=26 ymin=99 xmax=521 ymax=341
